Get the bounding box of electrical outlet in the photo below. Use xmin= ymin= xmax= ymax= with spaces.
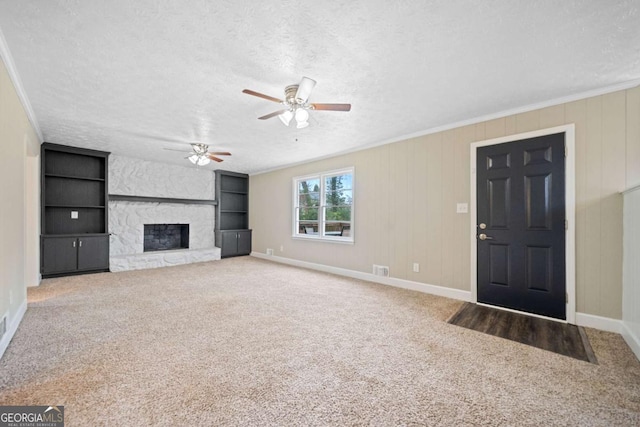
xmin=413 ymin=263 xmax=420 ymax=273
xmin=266 ymin=248 xmax=274 ymax=256
xmin=280 ymin=245 xmax=284 ymax=252
xmin=456 ymin=203 xmax=468 ymax=214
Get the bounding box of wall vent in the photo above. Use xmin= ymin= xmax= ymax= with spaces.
xmin=373 ymin=265 xmax=390 ymax=277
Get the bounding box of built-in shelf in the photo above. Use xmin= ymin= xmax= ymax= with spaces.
xmin=46 ymin=205 xmax=105 ymax=209
xmin=109 ymin=194 xmax=218 ymax=205
xmin=45 ymin=173 xmax=105 ymax=182
xmin=220 ymin=190 xmax=248 ymax=195
xmin=41 ymin=143 xmax=110 ymax=277
xmin=215 ymin=170 xmax=251 ymax=258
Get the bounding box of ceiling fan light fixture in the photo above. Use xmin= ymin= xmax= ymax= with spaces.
xmin=296 ymin=120 xmax=309 ymax=129
xmin=295 ymin=108 xmax=309 ymax=123
xmin=188 ymin=154 xmax=210 ymax=166
xmin=279 ymin=110 xmax=293 ymax=126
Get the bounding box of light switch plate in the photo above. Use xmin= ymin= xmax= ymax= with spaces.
xmin=456 ymin=203 xmax=468 ymax=214
xmin=71 ymin=211 xmax=79 ymax=219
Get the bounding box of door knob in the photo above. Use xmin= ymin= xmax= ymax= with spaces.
xmin=478 ymin=233 xmax=493 ymax=241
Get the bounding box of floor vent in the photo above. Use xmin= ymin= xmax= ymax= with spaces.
xmin=373 ymin=265 xmax=389 ymax=277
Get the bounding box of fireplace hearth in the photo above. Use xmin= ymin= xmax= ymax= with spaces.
xmin=144 ymin=224 xmax=189 ymax=252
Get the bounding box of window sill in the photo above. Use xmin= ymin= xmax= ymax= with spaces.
xmin=292 ymin=235 xmax=354 ymax=245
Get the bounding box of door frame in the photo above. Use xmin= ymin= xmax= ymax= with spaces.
xmin=469 ymin=124 xmax=576 ymax=324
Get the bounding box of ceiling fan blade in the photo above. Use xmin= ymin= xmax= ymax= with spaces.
xmin=295 ymin=77 xmax=316 ymax=102
xmin=163 ymin=148 xmax=190 ymax=152
xmin=242 ymin=89 xmax=283 ymax=103
xmin=258 ymin=110 xmax=287 ymax=120
xmin=205 ymin=153 xmax=224 ymax=162
xmin=208 ymin=152 xmax=231 ymax=156
xmin=311 ymin=103 xmax=352 ymax=111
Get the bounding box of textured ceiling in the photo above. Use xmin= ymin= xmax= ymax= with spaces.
xmin=1 ymin=1 xmax=639 ymax=174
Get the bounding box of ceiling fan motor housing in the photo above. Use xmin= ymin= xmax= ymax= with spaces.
xmin=285 ymin=85 xmax=302 ymax=105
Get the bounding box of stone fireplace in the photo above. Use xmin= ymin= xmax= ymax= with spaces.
xmin=143 ymin=224 xmax=189 ymax=252
xmin=108 ymin=155 xmax=221 ymax=272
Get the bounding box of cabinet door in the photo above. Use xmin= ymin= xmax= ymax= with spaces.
xmin=220 ymin=231 xmax=238 ymax=258
xmin=237 ymin=230 xmax=252 ymax=255
xmin=42 ymin=237 xmax=77 ymax=274
xmin=77 ymin=235 xmax=110 ymax=271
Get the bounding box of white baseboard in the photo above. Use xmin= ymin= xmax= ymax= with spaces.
xmin=0 ymin=298 xmax=27 ymax=359
xmin=575 ymin=312 xmax=622 ymax=333
xmin=621 ymin=322 xmax=640 ymax=361
xmin=251 ymin=252 xmax=639 ymax=361
xmin=251 ymin=252 xmax=472 ymax=302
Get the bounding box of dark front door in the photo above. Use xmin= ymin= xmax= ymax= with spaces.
xmin=477 ymin=133 xmax=566 ymax=319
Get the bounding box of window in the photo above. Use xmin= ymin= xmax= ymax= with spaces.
xmin=293 ymin=168 xmax=354 ymax=242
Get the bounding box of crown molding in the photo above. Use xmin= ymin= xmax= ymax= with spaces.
xmin=251 ymin=77 xmax=640 ymax=176
xmin=0 ymin=26 xmax=44 ymax=143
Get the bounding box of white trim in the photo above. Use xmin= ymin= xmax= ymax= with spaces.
xmin=621 ymin=321 xmax=640 ymax=361
xmin=0 ymin=298 xmax=28 ymax=360
xmin=251 ymin=252 xmax=472 ymax=302
xmin=0 ymin=27 xmax=44 ymax=143
xmin=251 ymin=79 xmax=640 ymax=176
xmin=469 ymin=124 xmax=577 ymax=324
xmin=291 ymin=167 xmax=355 ymax=243
xmin=251 ymin=251 xmax=639 ymax=355
xmin=622 ymin=184 xmax=640 ymax=195
xmin=575 ymin=312 xmax=622 ymax=334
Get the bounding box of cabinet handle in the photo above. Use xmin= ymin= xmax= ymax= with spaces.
xmin=79 ymin=240 xmax=83 ymax=247
xmin=73 ymin=240 xmax=76 ymax=248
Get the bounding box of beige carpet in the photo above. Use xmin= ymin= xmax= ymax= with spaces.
xmin=1 ymin=257 xmax=638 ymax=426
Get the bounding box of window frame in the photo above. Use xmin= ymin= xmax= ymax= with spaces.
xmin=292 ymin=167 xmax=354 ymax=243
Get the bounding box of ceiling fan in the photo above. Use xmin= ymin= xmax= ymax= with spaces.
xmin=243 ymin=77 xmax=351 ymax=129
xmin=164 ymin=143 xmax=231 ymax=166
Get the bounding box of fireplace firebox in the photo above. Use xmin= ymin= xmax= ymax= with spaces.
xmin=143 ymin=224 xmax=189 ymax=252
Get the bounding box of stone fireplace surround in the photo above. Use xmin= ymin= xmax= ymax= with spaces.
xmin=108 ymin=155 xmax=221 ymax=272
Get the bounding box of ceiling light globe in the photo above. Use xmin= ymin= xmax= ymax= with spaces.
xmin=295 ymin=108 xmax=309 ymax=122
xmin=279 ymin=110 xmax=293 ymax=126
xmin=189 ymin=154 xmax=210 ymax=166
xmin=296 ymin=120 xmax=309 ymax=129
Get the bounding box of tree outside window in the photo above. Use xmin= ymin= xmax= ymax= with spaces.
xmin=293 ymin=168 xmax=354 ymax=241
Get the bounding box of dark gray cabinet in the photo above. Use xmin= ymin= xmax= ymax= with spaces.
xmin=217 ymin=230 xmax=252 ymax=258
xmin=41 ymin=235 xmax=109 ymax=275
xmin=215 ymin=170 xmax=251 ymax=258
xmin=41 ymin=143 xmax=110 ymax=277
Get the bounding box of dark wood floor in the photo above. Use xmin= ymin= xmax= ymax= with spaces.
xmin=448 ymin=303 xmax=597 ymax=363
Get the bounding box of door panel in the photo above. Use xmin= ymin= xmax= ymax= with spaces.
xmin=488 ymin=178 xmax=510 ymax=228
xmin=237 ymin=230 xmax=252 ymax=256
xmin=525 ymin=173 xmax=552 ymax=229
xmin=477 ymin=132 xmax=566 ymax=319
xmin=489 ymin=244 xmax=510 ymax=286
xmin=526 ymin=246 xmax=552 ymax=292
xmin=42 ymin=236 xmax=77 ymax=274
xmin=77 ymin=235 xmax=109 ymax=271
xmin=220 ymin=231 xmax=238 ymax=258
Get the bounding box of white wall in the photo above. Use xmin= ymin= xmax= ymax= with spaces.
xmin=250 ymin=86 xmax=640 ymax=321
xmin=0 ymin=53 xmax=40 ymax=358
xmin=622 ymin=186 xmax=640 ymax=359
xmin=24 ymin=144 xmax=40 ymax=287
xmin=108 ymin=155 xmax=219 ymax=271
